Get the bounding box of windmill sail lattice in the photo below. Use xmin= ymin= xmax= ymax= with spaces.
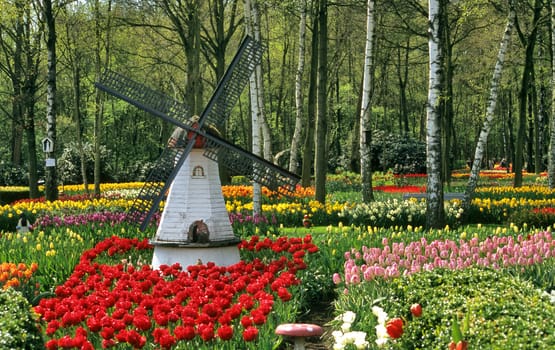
xmin=95 ymin=36 xmax=300 ymax=231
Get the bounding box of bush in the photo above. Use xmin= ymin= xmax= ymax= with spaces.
xmin=508 ymin=207 xmax=555 ymax=229
xmin=372 ymin=131 xmax=427 ymax=174
xmin=332 ymin=268 xmax=555 ymax=349
xmin=0 ymin=288 xmax=44 ymax=349
xmin=0 ymin=162 xmax=30 ymax=186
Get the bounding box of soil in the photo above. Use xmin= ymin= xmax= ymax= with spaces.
xmin=277 ymin=299 xmax=334 ymax=349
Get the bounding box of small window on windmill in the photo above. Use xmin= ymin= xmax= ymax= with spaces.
xmin=192 ymin=165 xmax=205 ymax=178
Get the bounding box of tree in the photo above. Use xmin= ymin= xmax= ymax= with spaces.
xmin=314 ymin=0 xmax=328 ymax=203
xmin=60 ymin=4 xmax=89 ymax=190
xmin=549 ymin=0 xmax=555 ymax=188
xmin=0 ymin=0 xmax=41 ymax=196
xmin=360 ymin=0 xmax=375 ymax=203
xmin=92 ymin=0 xmax=111 ymax=195
xmin=463 ymin=3 xmax=515 ymax=211
xmin=513 ymin=0 xmax=542 ymax=187
xmin=301 ymin=1 xmax=319 ymax=188
xmin=426 ymin=0 xmax=444 ymax=229
xmin=40 ymin=0 xmax=59 ymax=201
xmin=288 ymin=0 xmax=307 ymax=175
xmin=244 ymin=0 xmax=263 ymax=215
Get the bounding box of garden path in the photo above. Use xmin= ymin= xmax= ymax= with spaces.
xmin=279 ymin=300 xmax=333 ymax=349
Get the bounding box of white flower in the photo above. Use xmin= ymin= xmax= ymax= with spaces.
xmin=375 ymin=324 xmax=389 ymax=339
xmin=341 ymin=322 xmax=351 ymax=333
xmin=342 ymin=311 xmax=357 ymax=324
xmin=372 ymin=306 xmax=388 ymax=325
xmin=355 ymin=340 xmax=370 ymax=349
xmin=333 ymin=343 xmax=346 ymax=350
xmin=375 ymin=336 xmax=389 ymax=347
xmin=332 ymin=330 xmax=344 ymax=341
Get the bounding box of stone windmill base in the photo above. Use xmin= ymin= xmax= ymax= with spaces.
xmin=150 ymin=149 xmax=241 ymax=270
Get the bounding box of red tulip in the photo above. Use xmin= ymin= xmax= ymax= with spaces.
xmin=385 ymin=317 xmax=404 ymax=339
xmin=243 ymin=326 xmax=259 ymax=341
xmin=449 ymin=340 xmax=468 ymax=350
xmin=410 ymin=303 xmax=422 ymax=317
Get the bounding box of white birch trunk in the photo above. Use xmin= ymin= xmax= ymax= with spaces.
xmin=464 ymin=5 xmax=514 ymax=206
xmin=244 ymin=0 xmax=262 ymax=215
xmin=360 ymin=0 xmax=375 ymax=202
xmin=250 ymin=0 xmax=272 ymax=161
xmin=549 ymin=0 xmax=555 ymax=188
xmin=426 ymin=0 xmax=444 ymax=229
xmin=288 ymin=0 xmax=307 ymax=174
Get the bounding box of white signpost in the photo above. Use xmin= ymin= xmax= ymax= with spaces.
xmin=42 ymin=137 xmax=56 ymax=167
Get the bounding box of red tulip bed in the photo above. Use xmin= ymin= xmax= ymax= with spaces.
xmin=34 ymin=234 xmax=318 ymax=349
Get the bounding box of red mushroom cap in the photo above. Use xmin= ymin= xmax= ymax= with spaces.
xmin=275 ymin=323 xmax=324 ymax=337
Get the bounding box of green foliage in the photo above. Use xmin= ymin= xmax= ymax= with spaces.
xmin=372 ymin=132 xmax=427 ymax=174
xmin=231 ymin=176 xmax=251 ymax=185
xmin=326 ymin=172 xmax=362 ymax=192
xmin=507 ymin=208 xmax=555 ymax=229
xmin=333 ymin=268 xmax=555 ymax=349
xmin=57 ymin=141 xmax=111 ymax=184
xmin=0 ymin=288 xmax=44 ymax=349
xmin=0 ymin=162 xmax=30 ymax=187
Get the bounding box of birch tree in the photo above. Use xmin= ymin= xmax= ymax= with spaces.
xmin=426 ymin=0 xmax=444 ymax=229
xmin=288 ymin=0 xmax=307 ymax=175
xmin=549 ymin=0 xmax=555 ymax=188
xmin=360 ymin=0 xmax=375 ymax=203
xmin=463 ymin=3 xmax=514 ymax=211
xmin=249 ymin=1 xmax=272 ymax=162
xmin=41 ymin=0 xmax=59 ymax=201
xmin=244 ymin=0 xmax=262 ymax=215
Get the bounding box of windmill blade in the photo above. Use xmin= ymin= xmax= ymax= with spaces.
xmin=202 ymin=133 xmax=300 ymax=196
xmin=95 ymin=70 xmax=192 ymax=127
xmin=197 ymin=35 xmax=264 ymax=129
xmin=95 ymin=35 xmax=264 ymax=133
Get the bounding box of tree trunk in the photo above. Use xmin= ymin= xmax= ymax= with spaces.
xmin=73 ymin=55 xmax=88 ymax=192
xmin=426 ymin=0 xmax=444 ymax=229
xmin=439 ymin=1 xmax=454 ymax=188
xmin=314 ymin=0 xmax=328 ymax=204
xmin=514 ymin=0 xmax=541 ymax=187
xmin=244 ymin=0 xmax=262 ymax=215
xmin=23 ymin=6 xmax=40 ymax=198
xmin=93 ymin=0 xmax=111 ymax=195
xmin=289 ymin=0 xmax=307 ymax=175
xmin=10 ymin=1 xmax=25 ymax=167
xmin=463 ymin=5 xmax=514 ymax=212
xmin=549 ymin=0 xmax=555 ymax=187
xmin=397 ymin=39 xmax=410 ymax=135
xmin=360 ymin=0 xmax=375 ymax=203
xmin=23 ymin=77 xmax=39 ymax=198
xmin=301 ymin=3 xmax=319 ymax=188
xmin=251 ymin=1 xmax=272 ymax=162
xmin=43 ymin=0 xmax=58 ymax=201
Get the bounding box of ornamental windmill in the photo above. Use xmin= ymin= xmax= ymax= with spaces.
xmin=95 ymin=36 xmax=300 ymax=269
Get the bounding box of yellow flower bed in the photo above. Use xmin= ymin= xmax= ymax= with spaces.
xmin=60 ymin=182 xmax=145 ymax=193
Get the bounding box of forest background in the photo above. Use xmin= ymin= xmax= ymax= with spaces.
xmin=0 ymin=1 xmax=551 ymax=220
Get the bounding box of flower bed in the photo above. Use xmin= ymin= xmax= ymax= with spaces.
xmin=34 ymin=235 xmax=318 ymax=349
